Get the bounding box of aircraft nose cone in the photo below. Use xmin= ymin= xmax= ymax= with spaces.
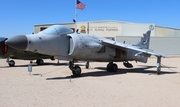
xmin=5 ymin=35 xmax=28 ymax=50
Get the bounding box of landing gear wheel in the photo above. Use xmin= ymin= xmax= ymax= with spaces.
xmin=72 ymin=65 xmax=81 ymax=77
xmin=157 ymin=57 xmax=161 ymax=75
xmin=157 ymin=67 xmax=161 ymax=75
xmin=107 ymin=63 xmax=111 ymax=72
xmin=9 ymin=60 xmax=15 ymax=67
xmin=50 ymin=56 xmax=55 ymax=61
xmin=112 ymin=64 xmax=118 ymax=72
xmin=106 ymin=62 xmax=118 ymax=72
xmin=36 ymin=59 xmax=44 ymax=65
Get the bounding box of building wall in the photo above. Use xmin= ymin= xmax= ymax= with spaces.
xmin=116 ymin=36 xmax=180 ymax=55
xmin=123 ymin=23 xmax=155 ymax=36
xmin=34 ymin=21 xmax=155 ymax=37
xmin=155 ymin=26 xmax=180 ymax=37
xmin=34 ymin=21 xmax=180 ymax=37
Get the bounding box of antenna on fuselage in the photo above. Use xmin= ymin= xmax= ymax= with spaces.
xmin=76 ymin=29 xmax=79 ymax=33
xmin=73 ymin=19 xmax=79 ymax=33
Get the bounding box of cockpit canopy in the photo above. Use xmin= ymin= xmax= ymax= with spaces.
xmin=39 ymin=25 xmax=73 ymax=35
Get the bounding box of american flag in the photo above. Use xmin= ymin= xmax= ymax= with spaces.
xmin=76 ymin=0 xmax=86 ymax=10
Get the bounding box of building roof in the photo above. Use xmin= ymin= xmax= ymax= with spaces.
xmin=34 ymin=20 xmax=180 ymax=30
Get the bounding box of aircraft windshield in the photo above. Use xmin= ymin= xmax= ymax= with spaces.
xmin=41 ymin=25 xmax=73 ymax=35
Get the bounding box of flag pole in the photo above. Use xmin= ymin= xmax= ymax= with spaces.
xmin=75 ymin=0 xmax=77 ymax=32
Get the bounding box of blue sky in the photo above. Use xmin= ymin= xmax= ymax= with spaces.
xmin=0 ymin=0 xmax=180 ymax=37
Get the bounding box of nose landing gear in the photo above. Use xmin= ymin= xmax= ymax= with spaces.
xmin=69 ymin=60 xmax=81 ymax=77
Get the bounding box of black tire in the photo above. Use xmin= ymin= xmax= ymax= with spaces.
xmin=106 ymin=64 xmax=111 ymax=72
xmin=157 ymin=67 xmax=161 ymax=75
xmin=50 ymin=56 xmax=55 ymax=61
xmin=112 ymin=64 xmax=118 ymax=72
xmin=36 ymin=59 xmax=44 ymax=65
xmin=9 ymin=60 xmax=15 ymax=67
xmin=85 ymin=64 xmax=89 ymax=69
xmin=72 ymin=65 xmax=81 ymax=77
xmin=85 ymin=61 xmax=90 ymax=69
xmin=106 ymin=63 xmax=118 ymax=72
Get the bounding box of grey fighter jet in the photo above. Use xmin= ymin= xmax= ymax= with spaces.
xmin=5 ymin=25 xmax=166 ymax=76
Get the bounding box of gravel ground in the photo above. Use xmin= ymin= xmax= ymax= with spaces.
xmin=0 ymin=57 xmax=179 ymax=107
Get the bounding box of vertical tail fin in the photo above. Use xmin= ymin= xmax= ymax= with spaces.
xmin=133 ymin=30 xmax=151 ymax=49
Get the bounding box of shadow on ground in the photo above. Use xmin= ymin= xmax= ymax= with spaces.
xmin=0 ymin=62 xmax=68 ymax=68
xmin=46 ymin=65 xmax=178 ymax=80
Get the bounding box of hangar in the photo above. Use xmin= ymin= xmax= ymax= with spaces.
xmin=34 ymin=20 xmax=180 ymax=56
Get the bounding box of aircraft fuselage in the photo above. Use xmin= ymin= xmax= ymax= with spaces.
xmin=25 ymin=33 xmax=145 ymax=62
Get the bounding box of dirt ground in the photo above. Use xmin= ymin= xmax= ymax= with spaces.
xmin=0 ymin=57 xmax=180 ymax=107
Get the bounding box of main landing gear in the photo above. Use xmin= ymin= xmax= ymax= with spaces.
xmin=69 ymin=60 xmax=81 ymax=77
xmin=157 ymin=56 xmax=161 ymax=74
xmin=69 ymin=61 xmax=118 ymax=77
xmin=106 ymin=62 xmax=118 ymax=72
xmin=68 ymin=56 xmax=162 ymax=76
xmin=36 ymin=59 xmax=44 ymax=65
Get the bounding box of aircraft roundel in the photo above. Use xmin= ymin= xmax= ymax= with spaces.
xmin=149 ymin=25 xmax=154 ymax=31
xmin=78 ymin=43 xmax=84 ymax=49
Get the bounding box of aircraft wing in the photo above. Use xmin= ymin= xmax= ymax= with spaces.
xmin=101 ymin=39 xmax=167 ymax=58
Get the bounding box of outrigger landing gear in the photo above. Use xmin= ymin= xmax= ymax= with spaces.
xmin=85 ymin=61 xmax=90 ymax=69
xmin=123 ymin=61 xmax=133 ymax=68
xmin=106 ymin=62 xmax=118 ymax=72
xmin=157 ymin=56 xmax=161 ymax=74
xmin=69 ymin=60 xmax=81 ymax=77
